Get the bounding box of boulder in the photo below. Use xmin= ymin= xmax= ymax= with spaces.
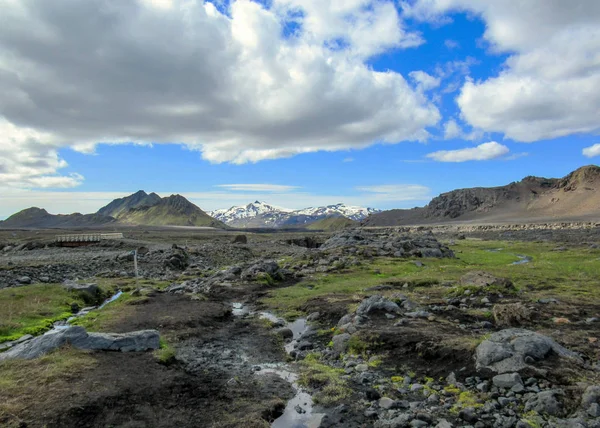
xmin=475 ymin=329 xmax=582 ymax=373
xmin=232 ymin=235 xmax=248 ymax=244
xmin=582 ymin=386 xmax=600 ymax=408
xmin=241 ymin=260 xmax=281 ymax=281
xmin=525 ymin=390 xmax=564 ymax=416
xmin=18 ymin=276 xmax=32 ymax=285
xmin=0 ymin=326 xmax=160 ymax=361
xmin=332 ymin=333 xmax=351 ymax=355
xmin=356 ymin=295 xmax=401 ymax=317
xmin=492 ymin=373 xmax=523 ymax=389
xmin=460 ymin=271 xmax=514 ymax=289
xmin=63 ymin=282 xmax=103 ymax=305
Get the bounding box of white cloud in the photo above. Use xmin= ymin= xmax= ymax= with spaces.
xmin=0 ymin=0 xmax=440 ymax=188
xmin=583 ymin=144 xmax=600 ymax=158
xmin=411 ymin=0 xmax=600 ymax=142
xmin=426 ymin=141 xmax=509 ymax=162
xmin=216 ymin=184 xmax=300 ymax=192
xmin=443 ymin=119 xmax=462 ymax=139
xmin=409 ymin=70 xmax=441 ymax=91
xmin=444 ymin=39 xmax=459 ymax=49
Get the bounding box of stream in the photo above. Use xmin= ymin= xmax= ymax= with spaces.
xmin=232 ymin=302 xmax=325 ymax=428
xmin=52 ymin=290 xmax=123 ymax=331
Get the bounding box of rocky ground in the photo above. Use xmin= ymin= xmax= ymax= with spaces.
xmin=0 ymin=226 xmax=599 ymax=427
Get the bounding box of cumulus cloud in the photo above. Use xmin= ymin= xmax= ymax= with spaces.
xmin=583 ymin=144 xmax=600 ymax=158
xmin=443 ymin=119 xmax=462 ymax=139
xmin=216 ymin=184 xmax=300 ymax=192
xmin=410 ymin=0 xmax=600 ymax=142
xmin=426 ymin=142 xmax=509 ymax=162
xmin=409 ymin=71 xmax=441 ymax=91
xmin=0 ymin=0 xmax=440 ymax=188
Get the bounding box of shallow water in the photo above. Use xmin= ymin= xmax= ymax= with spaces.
xmin=512 ymin=255 xmax=532 ymax=265
xmin=284 ymin=318 xmax=308 ymax=354
xmin=51 ymin=291 xmax=123 ymax=331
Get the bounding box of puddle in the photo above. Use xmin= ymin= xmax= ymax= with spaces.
xmin=512 ymin=255 xmax=532 ymax=265
xmin=231 ymin=302 xmax=250 ymax=316
xmin=246 ymin=308 xmax=323 ymax=428
xmin=285 ymin=318 xmax=308 ymax=354
xmin=486 ymin=248 xmax=504 ymax=252
xmin=258 ymin=364 xmax=325 ymax=428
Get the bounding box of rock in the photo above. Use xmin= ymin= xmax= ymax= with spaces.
xmin=63 ymin=282 xmax=103 ymax=305
xmin=588 ymin=403 xmax=600 ymax=418
xmin=379 ymin=397 xmax=395 ymax=409
xmin=582 ymin=386 xmax=600 ymax=408
xmin=405 ymin=311 xmax=432 ymax=319
xmin=493 ymin=373 xmax=523 ymax=389
xmin=307 ymin=312 xmax=320 ymax=321
xmin=410 ymin=420 xmax=428 ymax=428
xmin=0 ymin=326 xmax=160 ymax=361
xmin=332 ymin=333 xmax=351 ymax=355
xmin=355 ymin=364 xmax=369 ymax=372
xmin=475 ymin=328 xmax=582 ymax=373
xmin=538 ymin=298 xmax=560 ymax=304
xmin=460 ymin=271 xmax=514 ymax=289
xmin=493 ymin=303 xmax=532 ymax=327
xmin=525 ymin=390 xmax=564 ymax=416
xmin=435 ymin=420 xmax=453 ymax=428
xmin=337 ymin=314 xmax=354 ymax=327
xmin=275 ymin=328 xmax=293 ymax=340
xmin=232 ymin=235 xmax=248 ymax=244
xmin=18 ymin=276 xmax=32 ymax=284
xmin=356 ymin=295 xmax=401 ymax=317
xmin=241 ymin=260 xmax=280 ymax=281
xmin=410 ymin=383 xmax=424 ymax=392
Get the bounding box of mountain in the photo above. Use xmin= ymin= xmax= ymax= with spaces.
xmin=210 ymin=201 xmax=379 ymax=228
xmin=364 ymin=165 xmax=600 ymax=226
xmin=210 ymin=201 xmax=292 ymax=228
xmin=114 ymin=194 xmax=226 ymax=228
xmin=1 ymin=193 xmax=225 ymax=229
xmin=97 ymin=190 xmax=161 ymax=218
xmin=0 ymin=208 xmax=115 ymax=229
xmin=306 ymin=216 xmax=358 ymax=231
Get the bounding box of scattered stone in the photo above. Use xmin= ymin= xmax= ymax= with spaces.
xmin=525 ymin=390 xmax=564 ymax=416
xmin=492 ymin=303 xmax=532 ymax=327
xmin=17 ymin=276 xmax=32 ymax=284
xmin=332 ymin=333 xmax=351 ymax=355
xmin=355 ymin=364 xmax=369 ymax=373
xmin=588 ymin=403 xmax=600 ymax=418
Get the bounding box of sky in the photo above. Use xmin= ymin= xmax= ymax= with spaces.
xmin=0 ymin=0 xmax=599 ymax=218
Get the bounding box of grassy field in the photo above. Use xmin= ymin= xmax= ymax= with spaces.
xmin=262 ymin=239 xmax=600 ymax=315
xmin=0 ymin=284 xmax=91 ymax=343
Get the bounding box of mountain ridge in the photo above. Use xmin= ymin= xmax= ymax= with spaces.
xmin=210 ymin=201 xmax=379 ymax=228
xmin=363 ymin=165 xmax=600 ymax=226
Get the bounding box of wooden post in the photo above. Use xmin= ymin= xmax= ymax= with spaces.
xmin=133 ymin=250 xmax=139 ymax=279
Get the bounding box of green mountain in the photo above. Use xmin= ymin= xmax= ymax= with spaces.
xmin=97 ymin=190 xmax=161 ymax=218
xmin=115 ymin=194 xmax=226 ymax=228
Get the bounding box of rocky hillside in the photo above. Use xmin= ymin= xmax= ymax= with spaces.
xmin=306 ymin=216 xmax=358 ymax=231
xmin=97 ymin=190 xmax=161 ymax=218
xmin=364 ymin=165 xmax=600 ymax=226
xmin=0 ymin=208 xmax=115 ymax=229
xmin=211 ymin=201 xmax=379 ymax=228
xmin=116 ymin=195 xmax=226 ymax=228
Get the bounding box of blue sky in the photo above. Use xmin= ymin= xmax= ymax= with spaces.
xmin=0 ymin=0 xmax=599 ymax=218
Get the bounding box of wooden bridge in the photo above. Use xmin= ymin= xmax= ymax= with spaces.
xmin=55 ymin=233 xmax=124 ymax=247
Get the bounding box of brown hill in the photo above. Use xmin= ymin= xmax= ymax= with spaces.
xmin=363 ymin=165 xmax=600 ymax=226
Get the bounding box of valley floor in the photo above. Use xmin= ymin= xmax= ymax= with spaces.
xmin=1 ymin=227 xmax=599 ymax=427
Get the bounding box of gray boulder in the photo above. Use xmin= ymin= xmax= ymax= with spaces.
xmin=63 ymin=282 xmax=103 ymax=304
xmin=332 ymin=333 xmax=351 ymax=355
xmin=475 ymin=328 xmax=582 ymax=373
xmin=525 ymin=390 xmax=564 ymax=416
xmin=493 ymin=373 xmax=523 ymax=389
xmin=582 ymin=386 xmax=600 ymax=408
xmin=241 ymin=260 xmax=280 ymax=280
xmin=0 ymin=326 xmax=160 ymax=361
xmin=356 ymin=295 xmax=401 ymax=317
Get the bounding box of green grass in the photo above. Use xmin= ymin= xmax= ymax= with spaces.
xmin=154 ymin=338 xmax=176 ymax=365
xmin=70 ymin=292 xmax=144 ymax=332
xmin=262 ymin=240 xmax=600 ymax=314
xmin=0 ymin=284 xmax=89 ymax=343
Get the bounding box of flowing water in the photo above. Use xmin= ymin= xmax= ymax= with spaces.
xmin=230 ymin=303 xmax=325 ymax=427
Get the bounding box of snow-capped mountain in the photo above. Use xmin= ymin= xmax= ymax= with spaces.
xmin=209 ymin=201 xmax=379 ymax=228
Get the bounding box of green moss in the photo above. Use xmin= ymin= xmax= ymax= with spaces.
xmin=299 ymin=353 xmax=352 ymax=406
xmin=451 ymin=391 xmax=485 ymax=413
